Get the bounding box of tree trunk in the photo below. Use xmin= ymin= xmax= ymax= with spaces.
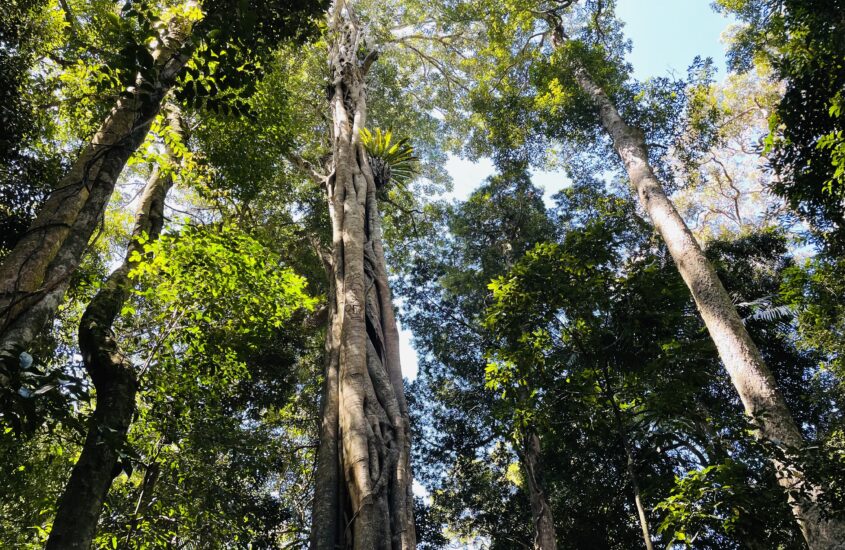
xmin=520 ymin=429 xmax=558 ymax=550
xmin=124 ymin=458 xmax=162 ymax=545
xmin=311 ymin=3 xmax=415 ymax=548
xmin=0 ymin=7 xmax=196 ymax=380
xmin=560 ymin=43 xmax=845 ymax=549
xmin=603 ymin=383 xmax=654 ymax=550
xmin=46 ymin=105 xmax=182 ymax=549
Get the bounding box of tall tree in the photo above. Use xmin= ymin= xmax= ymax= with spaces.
xmin=553 ymin=35 xmax=842 ymax=550
xmin=549 ymin=12 xmax=843 ymax=545
xmin=0 ymin=3 xmax=199 ymax=372
xmin=310 ymin=2 xmax=415 ymax=547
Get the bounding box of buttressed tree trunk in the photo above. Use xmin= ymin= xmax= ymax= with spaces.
xmin=0 ymin=5 xmax=197 ymax=381
xmin=311 ymin=2 xmax=415 ymax=548
xmin=46 ymin=104 xmax=183 ymax=550
xmin=520 ymin=429 xmax=558 ymax=550
xmin=548 ymin=25 xmax=845 ymax=549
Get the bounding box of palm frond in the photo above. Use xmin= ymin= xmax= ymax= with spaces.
xmin=736 ymin=296 xmax=795 ymax=325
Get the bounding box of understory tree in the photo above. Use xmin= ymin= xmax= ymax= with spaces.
xmin=46 ymin=103 xmax=184 ymax=549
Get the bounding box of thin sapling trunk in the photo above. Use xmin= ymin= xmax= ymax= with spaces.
xmin=519 ymin=428 xmax=558 ymax=550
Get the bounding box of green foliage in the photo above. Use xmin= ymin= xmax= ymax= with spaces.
xmin=0 ymin=427 xmax=80 ymax=549
xmin=781 ymin=255 xmax=845 ymax=382
xmin=84 ymin=222 xmax=322 ymax=548
xmin=656 ymin=461 xmax=743 ymax=546
xmin=656 ymin=457 xmax=802 ymax=549
xmin=0 ymin=0 xmax=67 ymax=253
xmin=0 ymin=350 xmax=87 ymax=436
xmin=426 ymin=445 xmax=533 ymax=548
xmin=816 ymin=91 xmax=845 ymax=195
xmin=129 ymin=224 xmax=316 ymax=351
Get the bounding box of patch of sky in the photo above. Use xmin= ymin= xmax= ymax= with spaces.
xmin=617 ymin=0 xmax=735 ymax=81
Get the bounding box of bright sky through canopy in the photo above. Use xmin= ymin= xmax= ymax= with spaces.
xmin=398 ymin=0 xmax=735 ymax=381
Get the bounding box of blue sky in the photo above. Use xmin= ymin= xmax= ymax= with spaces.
xmin=617 ymin=0 xmax=733 ymax=80
xmin=399 ymin=1 xmax=736 ymax=380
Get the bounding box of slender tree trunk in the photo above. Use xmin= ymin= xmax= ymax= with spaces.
xmin=0 ymin=8 xmax=196 ymax=380
xmin=311 ymin=3 xmax=415 ymax=548
xmin=557 ymin=35 xmax=845 ymax=548
xmin=46 ymin=105 xmax=182 ymax=549
xmin=602 ymin=382 xmax=654 ymax=550
xmin=520 ymin=429 xmax=558 ymax=550
xmin=123 ymin=437 xmax=166 ymax=546
xmin=123 ymin=459 xmax=162 ymax=545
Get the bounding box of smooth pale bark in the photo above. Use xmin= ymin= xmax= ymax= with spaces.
xmin=46 ymin=105 xmax=181 ymax=549
xmin=0 ymin=8 xmax=196 ymax=379
xmin=310 ymin=3 xmax=415 ymax=548
xmin=558 ymin=38 xmax=845 ymax=549
xmin=520 ymin=429 xmax=558 ymax=550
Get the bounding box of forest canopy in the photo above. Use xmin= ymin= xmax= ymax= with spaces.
xmin=1 ymin=0 xmax=844 ymax=548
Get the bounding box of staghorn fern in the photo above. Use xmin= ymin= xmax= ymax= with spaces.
xmin=360 ymin=127 xmax=418 ymax=194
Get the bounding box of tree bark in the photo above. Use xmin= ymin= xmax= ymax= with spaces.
xmin=310 ymin=3 xmax=415 ymax=548
xmin=602 ymin=381 xmax=654 ymax=550
xmin=46 ymin=105 xmax=182 ymax=550
xmin=520 ymin=429 xmax=558 ymax=550
xmin=558 ymin=39 xmax=845 ymax=549
xmin=0 ymin=7 xmax=196 ymax=380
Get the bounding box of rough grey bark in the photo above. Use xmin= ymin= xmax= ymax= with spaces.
xmin=554 ymin=30 xmax=845 ymax=549
xmin=310 ymin=3 xmax=415 ymax=548
xmin=519 ymin=429 xmax=558 ymax=550
xmin=46 ymin=105 xmax=182 ymax=549
xmin=0 ymin=8 xmax=196 ymax=381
